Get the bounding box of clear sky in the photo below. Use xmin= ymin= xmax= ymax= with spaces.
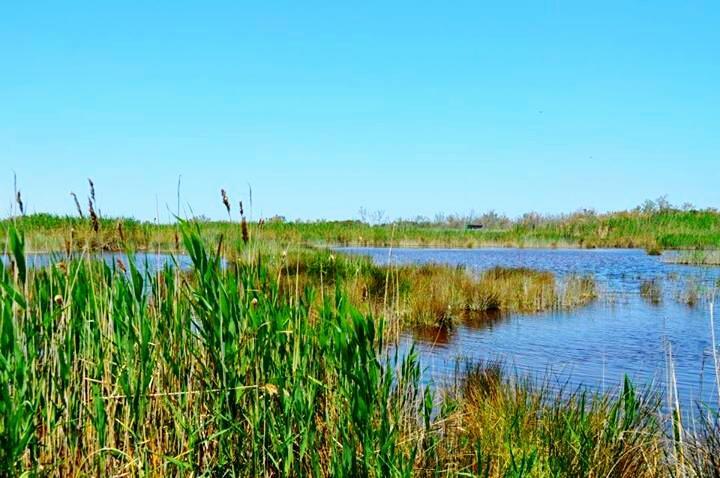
xmin=2 ymin=2 xmax=718 ymax=222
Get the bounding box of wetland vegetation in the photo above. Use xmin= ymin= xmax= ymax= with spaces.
xmin=3 ymin=197 xmax=720 ymax=253
xmin=1 ymin=215 xmax=720 ymax=476
xmin=1 ymin=189 xmax=719 ymax=476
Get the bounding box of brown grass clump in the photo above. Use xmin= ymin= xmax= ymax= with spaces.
xmin=270 ymin=251 xmax=597 ymax=330
xmin=640 ymin=279 xmax=663 ymax=305
xmin=388 ymin=264 xmax=597 ymax=327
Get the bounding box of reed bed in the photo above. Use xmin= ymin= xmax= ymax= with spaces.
xmin=1 ymin=224 xmax=431 ymax=476
xmin=382 ymin=265 xmax=596 ymax=328
xmin=1 ymin=222 xmax=720 ymax=476
xmin=4 ymin=202 xmax=720 ymax=252
xmin=265 ymin=251 xmax=597 ymax=329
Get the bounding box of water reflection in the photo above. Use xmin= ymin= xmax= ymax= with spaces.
xmin=411 ymin=325 xmax=454 ymax=347
xmin=460 ymin=309 xmax=505 ymax=331
xmin=339 ymin=246 xmax=720 ymax=409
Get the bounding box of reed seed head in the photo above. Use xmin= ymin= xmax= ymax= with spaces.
xmin=88 ymin=178 xmax=96 ymax=203
xmin=221 ymin=189 xmax=231 ymax=216
xmin=88 ymin=198 xmax=99 ymax=233
xmin=70 ymin=192 xmax=84 ymax=218
xmin=241 ymin=217 xmax=249 ymax=244
xmin=16 ymin=191 xmax=24 ymax=215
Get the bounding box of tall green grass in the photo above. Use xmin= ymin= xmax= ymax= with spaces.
xmin=1 ymin=222 xmax=719 ymax=476
xmin=3 ymin=204 xmax=720 ymax=252
xmin=0 ymin=223 xmax=433 ymax=475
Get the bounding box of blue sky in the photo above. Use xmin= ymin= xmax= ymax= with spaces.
xmin=2 ymin=2 xmax=718 ymax=221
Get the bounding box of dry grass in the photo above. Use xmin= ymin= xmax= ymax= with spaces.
xmin=271 ymin=254 xmax=597 ymax=329
xmin=385 ymin=264 xmax=596 ymax=328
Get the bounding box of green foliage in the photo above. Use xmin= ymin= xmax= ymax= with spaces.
xmin=3 ymin=204 xmax=720 ymax=252
xmin=0 ymin=223 xmax=717 ymax=476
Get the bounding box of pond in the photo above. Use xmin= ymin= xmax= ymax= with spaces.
xmin=337 ymin=247 xmax=720 ymax=410
xmin=1 ymin=252 xmax=194 ymax=273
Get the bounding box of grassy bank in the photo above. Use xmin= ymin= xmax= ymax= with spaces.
xmin=0 ymin=223 xmax=718 ymax=476
xmin=663 ymin=250 xmax=720 ymax=266
xmin=3 ymin=201 xmax=720 ymax=252
xmin=0 ymin=214 xmax=599 ymax=330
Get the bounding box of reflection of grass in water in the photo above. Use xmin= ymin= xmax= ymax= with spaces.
xmin=411 ymin=310 xmax=506 ymax=346
xmin=411 ymin=324 xmax=455 ymax=346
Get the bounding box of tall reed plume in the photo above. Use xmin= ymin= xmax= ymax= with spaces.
xmin=86 ymin=178 xmax=100 ymax=233
xmin=15 ymin=191 xmax=24 ymax=216
xmin=221 ymin=188 xmax=231 ymax=218
xmin=240 ymin=200 xmax=249 ymax=244
xmin=88 ymin=178 xmax=96 ymax=203
xmin=70 ymin=192 xmax=84 ymax=218
xmin=88 ymin=198 xmax=99 ymax=233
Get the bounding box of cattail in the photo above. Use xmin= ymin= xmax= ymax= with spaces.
xmin=216 ymin=234 xmax=224 ymax=258
xmin=16 ymin=191 xmax=24 ymax=215
xmin=70 ymin=192 xmax=84 ymax=218
xmin=117 ymin=221 xmax=125 ymax=242
xmin=174 ymin=230 xmax=180 ymax=251
xmin=241 ymin=216 xmax=249 ymax=244
xmin=88 ymin=198 xmax=99 ymax=233
xmin=221 ymin=189 xmax=231 ymax=217
xmin=238 ymin=200 xmax=249 ymax=243
xmin=116 ymin=258 xmax=127 ymax=273
xmin=88 ymin=178 xmax=96 ymax=203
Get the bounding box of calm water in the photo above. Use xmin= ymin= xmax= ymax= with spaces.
xmin=2 ymin=252 xmax=193 ymax=273
xmin=338 ymin=247 xmax=720 ymax=409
